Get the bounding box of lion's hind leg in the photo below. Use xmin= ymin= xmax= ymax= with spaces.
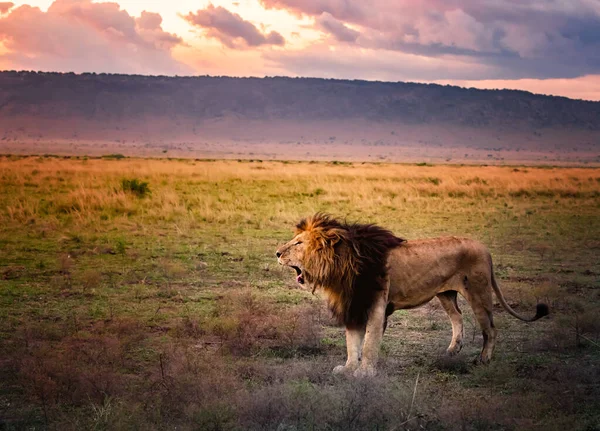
xmin=437 ymin=290 xmax=464 ymax=356
xmin=463 ymin=274 xmax=497 ymax=364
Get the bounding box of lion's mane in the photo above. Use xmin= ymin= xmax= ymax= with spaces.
xmin=296 ymin=213 xmax=405 ymax=327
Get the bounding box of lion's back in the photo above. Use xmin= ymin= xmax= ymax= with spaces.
xmin=388 ymin=236 xmax=492 ymax=275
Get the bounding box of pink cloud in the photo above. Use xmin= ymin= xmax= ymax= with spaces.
xmin=183 ymin=4 xmax=285 ymax=49
xmin=315 ymin=12 xmax=359 ymax=42
xmin=0 ymin=0 xmax=189 ymax=75
xmin=0 ymin=2 xmax=13 ymax=14
xmin=259 ymin=0 xmax=366 ymax=22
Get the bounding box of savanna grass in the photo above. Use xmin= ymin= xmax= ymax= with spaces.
xmin=0 ymin=155 xmax=599 ymax=430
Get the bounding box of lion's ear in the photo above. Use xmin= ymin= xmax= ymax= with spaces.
xmin=323 ymin=228 xmax=345 ymax=246
xmin=326 ymin=236 xmax=340 ymax=247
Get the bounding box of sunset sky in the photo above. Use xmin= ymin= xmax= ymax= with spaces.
xmin=1 ymin=0 xmax=600 ymax=100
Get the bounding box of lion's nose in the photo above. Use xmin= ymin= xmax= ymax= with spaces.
xmin=276 ymin=251 xmax=282 ymax=258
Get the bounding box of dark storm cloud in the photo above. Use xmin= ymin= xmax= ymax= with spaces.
xmin=260 ymin=0 xmax=600 ymax=79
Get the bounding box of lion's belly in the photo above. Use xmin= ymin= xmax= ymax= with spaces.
xmin=386 ymin=237 xmax=489 ymax=310
xmin=388 ymin=274 xmax=463 ymax=309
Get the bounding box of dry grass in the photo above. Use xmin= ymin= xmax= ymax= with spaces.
xmin=2 ymin=157 xmax=599 ymax=226
xmin=1 ymin=155 xmax=599 ymax=430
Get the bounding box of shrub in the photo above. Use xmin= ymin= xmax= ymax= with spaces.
xmin=121 ymin=178 xmax=150 ymax=198
xmin=114 ymin=237 xmax=126 ymax=254
xmin=237 ymin=376 xmax=422 ymax=431
xmin=205 ymin=290 xmax=323 ymax=357
xmin=80 ymin=269 xmax=102 ymax=290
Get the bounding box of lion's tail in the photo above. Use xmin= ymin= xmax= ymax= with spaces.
xmin=490 ymin=265 xmax=549 ymax=322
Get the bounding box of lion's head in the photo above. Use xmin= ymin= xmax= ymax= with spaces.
xmin=276 ymin=213 xmax=405 ymax=327
xmin=276 ymin=213 xmax=357 ymax=288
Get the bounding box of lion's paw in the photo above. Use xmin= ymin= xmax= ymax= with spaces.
xmin=332 ymin=364 xmax=358 ymax=375
xmin=473 ymin=354 xmax=490 ymax=365
xmin=353 ymin=366 xmax=377 ymax=379
xmin=446 ymin=343 xmax=463 ymax=356
xmin=332 ymin=365 xmax=347 ymax=375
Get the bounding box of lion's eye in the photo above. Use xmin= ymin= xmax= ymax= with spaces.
xmin=294 ymin=241 xmax=302 ymax=245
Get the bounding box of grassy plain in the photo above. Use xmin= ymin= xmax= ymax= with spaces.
xmin=1 ymin=155 xmax=599 ymax=430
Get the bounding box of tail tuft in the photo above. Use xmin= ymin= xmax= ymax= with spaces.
xmin=534 ymin=303 xmax=550 ymax=320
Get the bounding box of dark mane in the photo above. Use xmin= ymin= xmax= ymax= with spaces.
xmin=296 ymin=213 xmax=405 ymax=327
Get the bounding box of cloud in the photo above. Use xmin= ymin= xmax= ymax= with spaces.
xmin=136 ymin=11 xmax=183 ymax=50
xmin=0 ymin=2 xmax=13 ymax=14
xmin=1 ymin=0 xmax=598 ymax=97
xmin=315 ymin=12 xmax=359 ymax=42
xmin=259 ymin=0 xmax=365 ymax=22
xmin=264 ymin=43 xmax=493 ymax=82
xmin=0 ymin=0 xmax=189 ymax=75
xmin=259 ymin=0 xmax=600 ymax=80
xmin=183 ymin=4 xmax=285 ymax=49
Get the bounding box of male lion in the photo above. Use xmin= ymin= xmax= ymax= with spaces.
xmin=275 ymin=213 xmax=549 ymax=378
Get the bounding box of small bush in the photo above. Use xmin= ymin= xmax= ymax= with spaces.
xmin=114 ymin=237 xmax=127 ymax=254
xmin=80 ymin=269 xmax=102 ymax=290
xmin=121 ymin=178 xmax=150 ymax=198
xmin=464 ymin=177 xmax=488 ymax=185
xmin=205 ymin=290 xmax=322 ymax=357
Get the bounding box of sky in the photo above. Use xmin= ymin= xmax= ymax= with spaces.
xmin=1 ymin=0 xmax=600 ymax=100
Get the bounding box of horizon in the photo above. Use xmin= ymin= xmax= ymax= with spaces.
xmin=4 ymin=69 xmax=600 ymax=104
xmin=1 ymin=0 xmax=600 ymax=101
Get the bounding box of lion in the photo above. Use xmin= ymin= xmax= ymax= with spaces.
xmin=275 ymin=213 xmax=549 ymax=378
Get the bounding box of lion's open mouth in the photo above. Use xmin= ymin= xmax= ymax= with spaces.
xmin=292 ymin=266 xmax=304 ymax=284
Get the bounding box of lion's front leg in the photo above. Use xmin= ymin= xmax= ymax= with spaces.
xmin=354 ymin=290 xmax=387 ymax=378
xmin=333 ymin=326 xmax=365 ymax=375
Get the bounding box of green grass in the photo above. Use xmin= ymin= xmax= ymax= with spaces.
xmin=0 ymin=156 xmax=599 ymax=430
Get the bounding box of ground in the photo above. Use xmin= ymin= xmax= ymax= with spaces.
xmin=0 ymin=155 xmax=599 ymax=430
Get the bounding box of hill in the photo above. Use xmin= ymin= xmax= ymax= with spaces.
xmin=1 ymin=71 xmax=599 ymax=164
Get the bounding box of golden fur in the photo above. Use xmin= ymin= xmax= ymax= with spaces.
xmin=276 ymin=213 xmax=549 ymax=377
xmin=288 ymin=214 xmax=404 ymax=327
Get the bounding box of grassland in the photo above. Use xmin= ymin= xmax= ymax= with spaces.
xmin=1 ymin=155 xmax=599 ymax=430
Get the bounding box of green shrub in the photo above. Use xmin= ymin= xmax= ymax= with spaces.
xmin=121 ymin=178 xmax=150 ymax=198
